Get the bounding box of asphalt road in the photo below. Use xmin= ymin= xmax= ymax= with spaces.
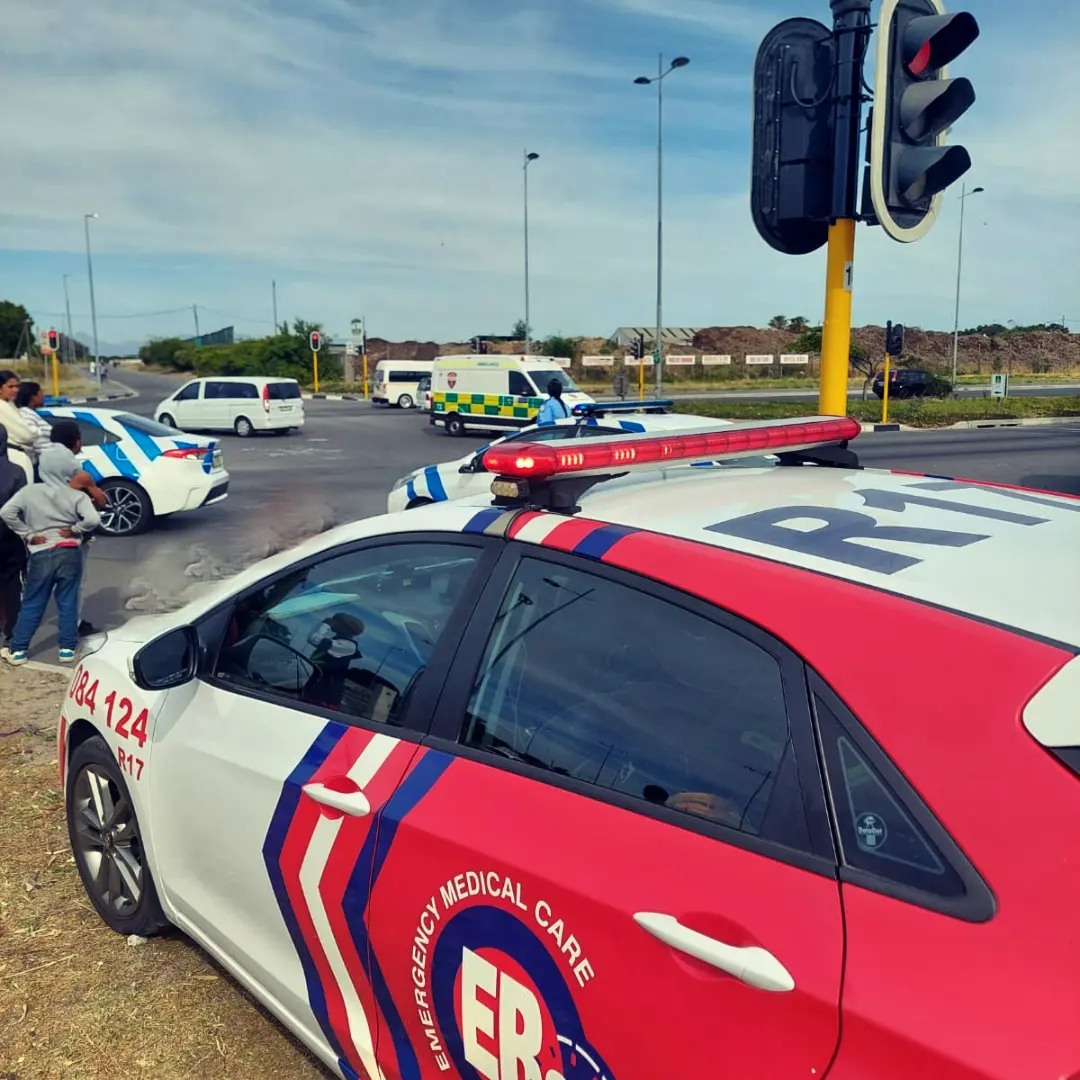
xmin=21 ymin=366 xmax=1079 ymax=656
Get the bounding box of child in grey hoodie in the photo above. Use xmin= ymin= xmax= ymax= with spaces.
xmin=0 ymin=446 xmax=100 ymax=664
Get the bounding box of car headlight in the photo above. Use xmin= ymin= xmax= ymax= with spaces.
xmin=391 ymin=471 xmax=419 ymax=493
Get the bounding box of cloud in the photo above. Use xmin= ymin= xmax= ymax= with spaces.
xmin=2 ymin=0 xmax=1077 ymax=342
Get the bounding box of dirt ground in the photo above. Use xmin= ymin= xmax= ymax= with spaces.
xmin=0 ymin=665 xmax=331 ymax=1079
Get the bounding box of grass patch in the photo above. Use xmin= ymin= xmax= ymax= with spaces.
xmin=0 ymin=665 xmax=330 ymax=1079
xmin=8 ymin=361 xmax=95 ymax=397
xmin=675 ymin=395 xmax=1080 ymax=427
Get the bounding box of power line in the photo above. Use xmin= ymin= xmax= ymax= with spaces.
xmin=33 ymin=306 xmax=191 ymax=321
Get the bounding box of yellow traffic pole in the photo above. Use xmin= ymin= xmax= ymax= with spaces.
xmin=362 ymin=352 xmax=369 ymax=398
xmin=818 ymin=218 xmax=855 ymax=417
xmin=881 ymin=351 xmax=891 ymax=425
xmin=312 ymin=350 xmax=320 ymax=394
xmin=51 ymin=352 xmax=60 ymax=398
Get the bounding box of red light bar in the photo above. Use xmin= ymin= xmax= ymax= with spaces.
xmin=482 ymin=416 xmax=861 ymax=480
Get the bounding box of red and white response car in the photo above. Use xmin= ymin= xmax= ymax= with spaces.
xmin=59 ymin=416 xmax=1080 ymax=1079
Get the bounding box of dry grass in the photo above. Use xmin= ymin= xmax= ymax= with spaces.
xmin=0 ymin=666 xmax=330 ymax=1079
xmin=7 ymin=363 xmax=95 ymax=398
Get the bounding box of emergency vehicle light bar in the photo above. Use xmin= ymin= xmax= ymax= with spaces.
xmin=571 ymin=399 xmax=674 ymax=416
xmin=483 ymin=415 xmax=861 ymax=481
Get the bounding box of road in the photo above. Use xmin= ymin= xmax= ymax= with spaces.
xmin=25 ymin=367 xmax=1080 ymax=655
xmin=662 ymin=382 xmax=1080 ymax=402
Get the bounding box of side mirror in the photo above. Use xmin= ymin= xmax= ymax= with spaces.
xmin=130 ymin=625 xmax=200 ymax=691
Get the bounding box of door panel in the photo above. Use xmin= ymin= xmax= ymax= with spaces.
xmin=361 ymin=550 xmax=844 ymax=1078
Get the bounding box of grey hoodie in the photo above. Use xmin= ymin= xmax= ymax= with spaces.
xmin=0 ymin=445 xmax=100 ymax=552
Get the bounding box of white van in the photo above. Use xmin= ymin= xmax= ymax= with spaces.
xmin=154 ymin=376 xmax=305 ymax=437
xmin=430 ymin=354 xmax=593 ymax=436
xmin=371 ymin=360 xmax=434 ymax=409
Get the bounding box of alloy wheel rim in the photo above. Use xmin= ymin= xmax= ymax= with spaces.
xmin=102 ymin=488 xmax=143 ymax=534
xmin=71 ymin=764 xmax=143 ymax=915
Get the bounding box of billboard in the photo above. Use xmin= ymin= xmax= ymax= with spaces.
xmin=701 ymin=354 xmax=732 ymax=365
xmin=581 ymin=355 xmax=614 ymax=367
xmin=779 ymin=354 xmax=810 ymax=365
xmin=745 ymin=354 xmax=774 ymax=365
xmin=186 ymin=325 xmax=235 ymax=348
xmin=664 ymin=354 xmax=695 ymax=366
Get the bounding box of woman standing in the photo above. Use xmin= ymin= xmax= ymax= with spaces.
xmin=15 ymin=381 xmax=54 ymax=478
xmin=0 ymin=371 xmax=34 ymax=483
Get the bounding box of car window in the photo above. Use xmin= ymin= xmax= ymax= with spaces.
xmin=213 ymin=542 xmax=483 ymax=726
xmin=175 ymin=383 xmax=201 ymax=401
xmin=204 ymin=381 xmax=230 ymax=399
xmin=73 ymin=419 xmax=118 ymax=447
xmin=508 ymin=372 xmax=535 ymax=397
xmin=814 ymin=695 xmax=965 ymax=898
xmin=116 ymin=413 xmax=187 ymax=438
xmin=459 ymin=557 xmax=799 ymax=841
xmin=266 ymin=381 xmax=299 ymax=400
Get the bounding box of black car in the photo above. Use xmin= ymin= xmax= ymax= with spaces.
xmin=871 ymin=369 xmax=947 ymax=399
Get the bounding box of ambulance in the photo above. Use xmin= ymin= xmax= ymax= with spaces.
xmin=429 ymin=353 xmax=594 ymax=435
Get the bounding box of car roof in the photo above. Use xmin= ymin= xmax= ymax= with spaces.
xmin=185 ymin=375 xmax=297 ymax=383
xmin=467 ymin=464 xmax=1080 ymax=647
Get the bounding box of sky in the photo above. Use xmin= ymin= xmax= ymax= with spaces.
xmin=2 ymin=0 xmax=1077 ymax=352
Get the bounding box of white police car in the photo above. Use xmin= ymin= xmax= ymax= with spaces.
xmin=388 ymin=401 xmax=728 ymax=512
xmin=56 ymin=414 xmax=1080 ymax=1079
xmin=40 ymin=407 xmax=229 ymax=537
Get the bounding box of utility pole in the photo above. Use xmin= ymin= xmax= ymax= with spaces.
xmin=272 ymin=280 xmax=279 ymax=331
xmin=84 ymin=213 xmax=102 ymax=389
xmin=192 ymin=303 xmax=201 ymax=339
xmin=62 ymin=274 xmax=75 ymax=363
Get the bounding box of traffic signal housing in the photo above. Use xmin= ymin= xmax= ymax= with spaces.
xmin=309 ymin=331 xmax=321 ymax=352
xmin=751 ymin=17 xmax=835 ymax=255
xmin=866 ymin=0 xmax=979 ymax=242
xmin=46 ymin=329 xmax=59 ymax=351
xmin=885 ymin=321 xmax=905 ymax=356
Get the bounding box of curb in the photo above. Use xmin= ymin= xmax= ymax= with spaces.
xmin=61 ymin=382 xmax=137 ymax=406
xmin=15 ymin=659 xmax=73 ymax=676
xmin=302 ymin=393 xmax=364 ymax=402
xmin=948 ymin=416 xmax=1080 ymax=429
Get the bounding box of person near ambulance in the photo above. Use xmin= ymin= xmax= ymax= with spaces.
xmin=536 ymin=378 xmax=572 ymax=425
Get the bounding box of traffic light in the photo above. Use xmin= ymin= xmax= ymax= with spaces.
xmin=631 ymin=335 xmax=645 ymax=360
xmin=866 ymin=0 xmax=979 ymax=242
xmin=479 ymin=340 xmax=489 ymax=355
xmin=47 ymin=329 xmax=59 ymax=351
xmin=751 ymin=17 xmax=835 ymax=255
xmin=885 ymin=321 xmax=905 ymax=356
xmin=309 ymin=330 xmax=321 ymax=352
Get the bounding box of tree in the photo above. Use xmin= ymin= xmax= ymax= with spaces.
xmin=539 ymin=334 xmax=581 ymax=362
xmin=788 ymin=315 xmax=809 ymax=333
xmin=0 ymin=300 xmax=33 ymax=359
xmin=512 ymin=319 xmax=527 ymax=340
xmin=767 ymin=315 xmax=788 ymax=331
xmin=787 ymin=326 xmax=823 ymax=354
xmin=139 ymin=337 xmax=196 ymax=371
xmin=847 ymin=343 xmax=882 ymax=398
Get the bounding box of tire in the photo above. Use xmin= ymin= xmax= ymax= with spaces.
xmin=234 ymin=416 xmax=254 ymax=438
xmin=396 ymin=393 xmax=414 ymax=410
xmin=445 ymin=413 xmax=466 ymax=437
xmin=66 ymin=736 xmax=169 ymax=937
xmin=159 ymin=413 xmax=176 ymax=428
xmin=99 ymin=479 xmax=153 ymax=537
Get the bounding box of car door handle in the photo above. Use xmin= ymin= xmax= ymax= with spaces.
xmin=302 ymin=781 xmax=372 ymax=817
xmin=633 ymin=912 xmax=795 ymax=993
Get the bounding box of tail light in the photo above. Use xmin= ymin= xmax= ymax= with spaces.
xmin=162 ymin=447 xmax=209 ymax=461
xmin=261 ymin=383 xmax=270 ymax=412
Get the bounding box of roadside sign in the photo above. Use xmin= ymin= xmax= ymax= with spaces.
xmin=990 ymin=373 xmax=1009 ymax=398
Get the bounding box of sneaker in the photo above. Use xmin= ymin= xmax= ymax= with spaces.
xmin=1 ymin=647 xmax=28 ymax=666
xmin=57 ymin=649 xmax=77 ymax=664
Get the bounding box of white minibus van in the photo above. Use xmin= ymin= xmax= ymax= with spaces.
xmin=371 ymin=361 xmax=434 ymax=409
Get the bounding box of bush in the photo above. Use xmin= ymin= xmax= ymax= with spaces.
xmin=139 ymin=337 xmax=197 ymax=371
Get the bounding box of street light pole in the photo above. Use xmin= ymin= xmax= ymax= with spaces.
xmin=523 ymin=150 xmax=539 ymax=356
xmin=635 ymin=54 xmax=689 ymax=396
xmin=951 ymin=183 xmax=984 ymax=387
xmin=62 ymin=274 xmax=75 ymax=364
xmin=84 ymin=214 xmax=101 ymax=389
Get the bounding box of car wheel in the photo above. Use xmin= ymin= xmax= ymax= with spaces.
xmin=159 ymin=413 xmax=176 ymax=428
xmin=67 ymin=736 xmax=169 ymax=937
xmin=397 ymin=393 xmax=414 ymax=409
xmin=100 ymin=480 xmax=153 ymax=537
xmin=446 ymin=413 xmax=465 ymax=437
xmin=234 ymin=416 xmax=254 ymax=438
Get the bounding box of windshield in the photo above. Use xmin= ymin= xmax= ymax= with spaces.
xmin=529 ymin=368 xmax=580 ymax=393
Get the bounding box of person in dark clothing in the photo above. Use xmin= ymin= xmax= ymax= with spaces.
xmin=303 ymin=612 xmax=365 ymax=710
xmin=0 ymin=423 xmax=29 ymax=646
